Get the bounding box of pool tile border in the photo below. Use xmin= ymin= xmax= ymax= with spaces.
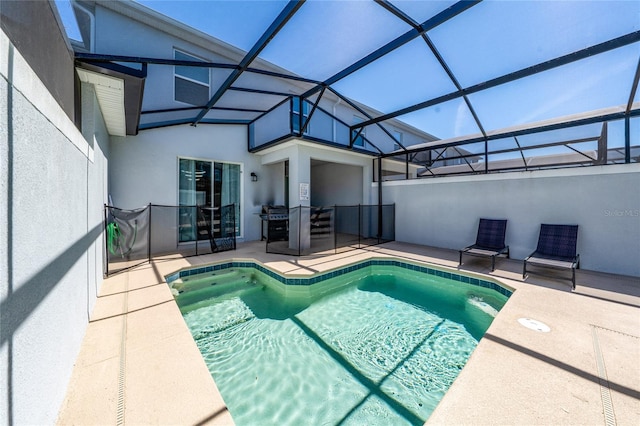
xmin=166 ymin=258 xmax=513 ymax=297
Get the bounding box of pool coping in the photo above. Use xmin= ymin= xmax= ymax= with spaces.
xmin=165 ymin=257 xmax=515 ymax=298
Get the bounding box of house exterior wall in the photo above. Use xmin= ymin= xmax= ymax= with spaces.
xmin=311 ymin=163 xmax=364 ymax=207
xmin=86 ymin=1 xmax=436 ymax=154
xmin=259 ymin=140 xmax=374 ymax=207
xmin=1 ymin=29 xmax=109 ymax=425
xmin=109 ymin=123 xmax=267 ymax=242
xmin=382 ymin=164 xmax=640 ymax=277
xmin=93 ymin=6 xmax=236 ymax=111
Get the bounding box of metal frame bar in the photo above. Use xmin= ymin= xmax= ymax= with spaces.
xmin=139 ymin=118 xmax=252 ymax=131
xmin=193 ymin=0 xmax=304 ymax=125
xmin=375 ymin=0 xmax=487 ymax=138
xmin=227 ymin=86 xmax=291 ymax=97
xmin=406 ymin=136 xmax=604 ymax=178
xmin=75 ymin=52 xmax=320 ymax=85
xmin=300 ymin=87 xmax=326 ymax=135
xmin=597 ymin=122 xmax=608 ymax=164
xmin=625 ymin=117 xmax=631 ymax=163
xmin=513 ymin=137 xmax=528 ymax=170
xmin=75 ymin=52 xmax=236 ymax=70
xmin=249 ymin=96 xmax=292 ymax=125
xmin=243 ymin=67 xmax=321 ymax=85
xmin=350 ymin=127 xmax=364 ymax=149
xmin=626 ymin=56 xmax=640 ymax=114
xmin=302 ymin=0 xmax=480 ymax=99
xmin=411 ymin=138 xmax=599 ymax=168
xmin=380 ymin=108 xmax=640 ymax=159
xmin=246 ymin=92 xmax=385 ymax=154
xmin=625 ymin=57 xmax=640 ymax=163
xmin=355 ymin=32 xmax=640 ymax=131
xmin=142 ymin=105 xmax=267 ymax=115
xmin=308 ymin=103 xmax=384 ymax=153
xmin=326 ymin=87 xmax=406 ymax=150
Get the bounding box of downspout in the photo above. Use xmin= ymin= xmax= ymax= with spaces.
xmin=332 ymin=97 xmax=342 ymax=142
xmin=74 ymin=2 xmax=95 ymax=52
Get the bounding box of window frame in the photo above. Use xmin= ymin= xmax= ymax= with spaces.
xmin=352 ymin=115 xmax=367 ymax=147
xmin=177 ymin=156 xmax=243 ymax=242
xmin=173 ymin=49 xmax=211 ymax=105
xmin=393 ymin=130 xmax=403 ymax=151
xmin=292 ymin=96 xmax=312 ymax=135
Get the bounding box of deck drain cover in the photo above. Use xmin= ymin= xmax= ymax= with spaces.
xmin=518 ymin=318 xmax=550 ymax=332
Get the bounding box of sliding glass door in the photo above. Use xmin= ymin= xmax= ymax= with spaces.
xmin=179 ymin=158 xmax=240 ymax=242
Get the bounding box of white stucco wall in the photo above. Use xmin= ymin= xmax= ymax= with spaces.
xmin=1 ymin=31 xmax=109 ymax=425
xmin=381 ymin=165 xmax=640 ymax=277
xmin=109 ymin=123 xmax=269 ymax=242
xmin=258 ymin=140 xmax=374 ymax=207
xmin=311 ymin=162 xmax=364 ymax=207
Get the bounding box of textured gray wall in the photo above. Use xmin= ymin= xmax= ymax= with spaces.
xmin=0 ymin=0 xmax=77 ymax=122
xmin=383 ymin=166 xmax=640 ymax=277
xmin=1 ymin=31 xmax=109 ymax=425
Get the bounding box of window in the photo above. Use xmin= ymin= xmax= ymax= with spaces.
xmin=292 ymin=97 xmax=311 ymax=135
xmin=179 ymin=158 xmax=240 ymax=242
xmin=174 ymin=50 xmax=210 ymax=105
xmin=352 ymin=116 xmax=366 ymax=147
xmin=393 ymin=130 xmax=403 ymax=151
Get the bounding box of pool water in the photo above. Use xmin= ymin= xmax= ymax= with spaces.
xmin=171 ymin=263 xmax=508 ymax=426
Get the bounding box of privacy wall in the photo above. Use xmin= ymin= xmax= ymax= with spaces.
xmin=0 ymin=31 xmax=109 ymax=425
xmin=382 ymin=165 xmax=640 ymax=277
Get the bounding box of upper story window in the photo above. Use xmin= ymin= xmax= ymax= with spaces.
xmin=352 ymin=116 xmax=366 ymax=147
xmin=393 ymin=130 xmax=403 ymax=151
xmin=292 ymin=97 xmax=311 ymax=135
xmin=174 ymin=50 xmax=210 ymax=105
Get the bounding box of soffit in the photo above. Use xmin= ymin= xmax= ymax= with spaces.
xmin=76 ymin=67 xmax=126 ymax=136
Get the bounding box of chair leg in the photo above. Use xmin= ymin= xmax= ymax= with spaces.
xmin=522 ymin=260 xmax=527 ymax=279
xmin=491 ymin=255 xmax=496 ymax=272
xmin=459 ymin=250 xmax=462 ymax=267
xmin=571 ymin=268 xmax=576 ymax=291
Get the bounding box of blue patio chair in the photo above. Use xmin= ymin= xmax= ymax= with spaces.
xmin=523 ymin=224 xmax=580 ymax=290
xmin=459 ymin=218 xmax=509 ymax=272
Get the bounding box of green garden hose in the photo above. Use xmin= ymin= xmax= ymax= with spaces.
xmin=107 ymin=220 xmax=138 ymax=257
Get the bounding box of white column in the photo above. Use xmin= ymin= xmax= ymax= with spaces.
xmin=288 ymin=146 xmax=311 ymax=251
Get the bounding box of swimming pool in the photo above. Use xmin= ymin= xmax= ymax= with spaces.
xmin=166 ymin=259 xmax=511 ymax=426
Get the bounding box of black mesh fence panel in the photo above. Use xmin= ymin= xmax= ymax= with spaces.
xmin=105 ymin=204 xmax=236 ymax=276
xmin=106 ymin=206 xmax=150 ymax=275
xmin=266 ymin=204 xmax=394 ymax=256
xmin=335 ymin=205 xmax=361 ymax=252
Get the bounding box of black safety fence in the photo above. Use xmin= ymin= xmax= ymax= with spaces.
xmin=265 ymin=204 xmax=395 ymax=256
xmin=105 ymin=203 xmax=236 ymax=276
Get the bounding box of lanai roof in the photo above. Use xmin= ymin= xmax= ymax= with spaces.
xmin=62 ymin=0 xmax=639 ymax=158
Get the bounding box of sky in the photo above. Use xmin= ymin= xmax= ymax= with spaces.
xmin=55 ymin=0 xmax=639 ymax=143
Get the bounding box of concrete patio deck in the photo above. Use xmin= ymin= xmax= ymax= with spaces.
xmin=56 ymin=241 xmax=640 ymax=425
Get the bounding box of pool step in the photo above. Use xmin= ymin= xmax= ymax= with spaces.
xmin=171 ymin=269 xmax=252 ymax=293
xmin=175 ymin=277 xmax=264 ymax=312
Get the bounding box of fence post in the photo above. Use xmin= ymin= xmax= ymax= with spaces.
xmin=297 ymin=205 xmax=301 ymax=256
xmin=104 ymin=204 xmax=109 ymax=277
xmin=625 ymin=116 xmax=631 ymax=163
xmin=333 ymin=205 xmax=337 ymax=254
xmin=358 ymin=204 xmax=362 ymax=248
xmin=195 ymin=205 xmax=199 ymax=256
xmin=377 ymin=157 xmax=383 ymax=240
xmin=147 ymin=203 xmax=152 ymax=264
